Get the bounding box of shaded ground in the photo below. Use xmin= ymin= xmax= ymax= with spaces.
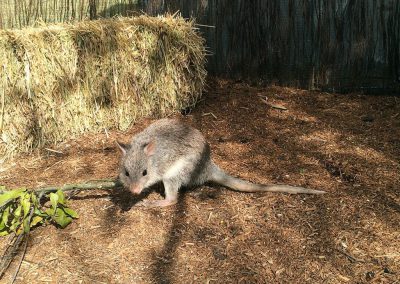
xmin=0 ymin=79 xmax=399 ymax=283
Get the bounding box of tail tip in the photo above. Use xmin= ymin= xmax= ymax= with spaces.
xmin=312 ymin=189 xmax=326 ymax=195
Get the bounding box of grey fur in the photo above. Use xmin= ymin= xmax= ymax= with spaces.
xmin=117 ymin=119 xmax=325 ymax=208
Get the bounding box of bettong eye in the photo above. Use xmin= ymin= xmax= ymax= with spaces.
xmin=142 ymin=169 xmax=147 ymax=176
xmin=125 ymin=170 xmax=129 ymax=177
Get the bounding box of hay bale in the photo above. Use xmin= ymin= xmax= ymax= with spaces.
xmin=0 ymin=15 xmax=206 ymax=161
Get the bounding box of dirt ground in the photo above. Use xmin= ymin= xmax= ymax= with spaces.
xmin=0 ymin=79 xmax=399 ymax=283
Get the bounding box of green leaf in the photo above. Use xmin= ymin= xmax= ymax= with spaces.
xmin=14 ymin=204 xmax=22 ymax=218
xmin=16 ymin=226 xmax=24 ymax=235
xmin=56 ymin=190 xmax=66 ymax=205
xmin=23 ymin=217 xmax=31 ymax=233
xmin=30 ymin=216 xmax=43 ymax=227
xmin=31 ymin=193 xmax=39 ymax=206
xmin=21 ymin=195 xmax=31 ymax=218
xmin=0 ymin=188 xmax=26 ymax=207
xmin=2 ymin=206 xmax=10 ymax=222
xmin=51 ymin=208 xmax=72 ymax=228
xmin=0 ymin=206 xmax=10 ymax=230
xmin=45 ymin=208 xmax=55 ymax=216
xmin=9 ymin=219 xmax=20 ymax=232
xmin=0 ymin=230 xmax=10 ymax=236
xmin=35 ymin=208 xmax=48 ymax=217
xmin=63 ymin=207 xmax=79 ymax=218
xmin=49 ymin=192 xmax=59 ymax=210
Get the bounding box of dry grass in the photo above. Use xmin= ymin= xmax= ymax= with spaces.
xmin=0 ymin=15 xmax=206 ymax=162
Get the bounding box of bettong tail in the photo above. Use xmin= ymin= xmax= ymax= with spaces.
xmin=210 ymin=163 xmax=326 ymax=194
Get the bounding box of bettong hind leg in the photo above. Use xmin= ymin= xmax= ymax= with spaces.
xmin=137 ymin=179 xmax=179 ymax=208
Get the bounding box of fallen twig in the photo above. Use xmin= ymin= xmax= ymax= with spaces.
xmin=336 ymin=248 xmax=365 ymax=263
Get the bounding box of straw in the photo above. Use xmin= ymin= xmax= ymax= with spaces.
xmin=0 ymin=15 xmax=207 ymax=161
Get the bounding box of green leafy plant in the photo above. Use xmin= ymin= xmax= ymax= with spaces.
xmin=0 ymin=187 xmax=78 ymax=236
xmin=0 ymin=179 xmax=119 ymax=280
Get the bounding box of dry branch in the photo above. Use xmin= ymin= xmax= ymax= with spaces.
xmin=0 ymin=233 xmax=24 ymax=279
xmin=0 ymin=179 xmax=122 ymax=196
xmin=31 ymin=179 xmax=122 ymax=194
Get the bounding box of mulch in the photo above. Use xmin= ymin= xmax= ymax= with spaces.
xmin=0 ymin=78 xmax=399 ymax=283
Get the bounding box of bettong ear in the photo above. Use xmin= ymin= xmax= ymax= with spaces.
xmin=143 ymin=140 xmax=155 ymax=156
xmin=116 ymin=140 xmax=131 ymax=155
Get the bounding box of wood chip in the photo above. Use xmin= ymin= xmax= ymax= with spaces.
xmin=202 ymin=112 xmax=218 ymax=119
xmin=259 ymin=98 xmax=288 ymax=110
xmin=269 ymin=104 xmax=288 ymax=110
xmin=338 ymin=275 xmax=350 ymax=282
xmin=275 ymin=268 xmax=285 ymax=276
